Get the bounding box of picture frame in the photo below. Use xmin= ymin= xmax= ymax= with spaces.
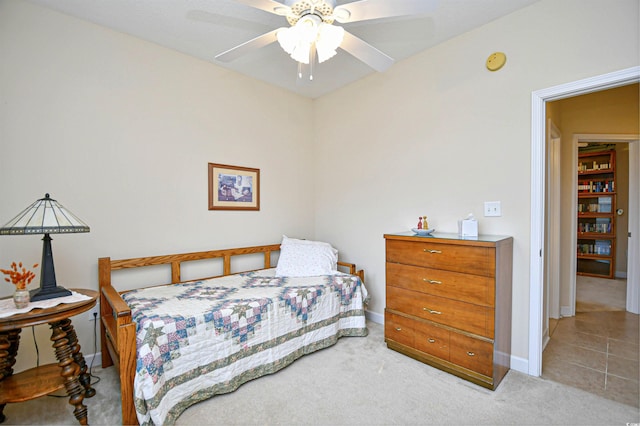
xmin=208 ymin=163 xmax=260 ymax=211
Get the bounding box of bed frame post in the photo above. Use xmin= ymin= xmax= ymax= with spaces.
xmin=171 ymin=261 xmax=181 ymax=283
xmin=120 ymin=324 xmax=138 ymax=425
xmin=223 ymin=255 xmax=231 ymax=275
xmin=99 ymin=256 xmax=139 ymax=425
xmin=98 ymin=257 xmax=114 ymax=368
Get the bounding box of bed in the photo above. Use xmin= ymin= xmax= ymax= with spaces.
xmin=98 ymin=240 xmax=368 ymax=425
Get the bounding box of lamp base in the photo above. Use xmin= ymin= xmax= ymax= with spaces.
xmin=30 ymin=285 xmax=72 ymax=302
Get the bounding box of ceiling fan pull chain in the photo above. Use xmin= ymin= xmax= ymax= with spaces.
xmin=309 ymin=45 xmax=316 ymax=81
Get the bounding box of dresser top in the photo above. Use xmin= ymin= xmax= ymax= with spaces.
xmin=384 ymin=231 xmax=512 ymax=243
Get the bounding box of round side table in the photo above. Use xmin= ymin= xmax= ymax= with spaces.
xmin=0 ymin=289 xmax=97 ymax=425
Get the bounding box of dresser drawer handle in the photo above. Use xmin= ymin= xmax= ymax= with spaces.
xmin=423 ymin=249 xmax=442 ymax=254
xmin=467 ymin=351 xmax=475 ymax=357
xmin=422 ymin=307 xmax=442 ymax=315
xmin=428 ymin=338 xmax=436 ymax=343
xmin=423 ymin=278 xmax=442 ymax=284
xmin=395 ymin=327 xmax=402 ymax=332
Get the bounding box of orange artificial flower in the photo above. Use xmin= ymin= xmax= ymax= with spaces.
xmin=1 ymin=262 xmax=39 ymax=291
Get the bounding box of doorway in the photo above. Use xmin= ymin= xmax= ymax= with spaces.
xmin=543 ymin=134 xmax=637 ymax=406
xmin=528 ymin=66 xmax=640 ymax=377
xmin=570 ymin=136 xmax=636 ymax=315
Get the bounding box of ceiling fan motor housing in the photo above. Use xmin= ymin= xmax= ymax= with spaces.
xmin=285 ymin=0 xmax=336 ymax=25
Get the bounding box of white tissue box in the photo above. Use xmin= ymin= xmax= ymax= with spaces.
xmin=458 ymin=218 xmax=478 ymax=237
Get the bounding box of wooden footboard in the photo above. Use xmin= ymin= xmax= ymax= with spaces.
xmin=98 ymin=243 xmax=363 ymax=425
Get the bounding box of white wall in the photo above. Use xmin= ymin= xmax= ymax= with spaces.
xmin=313 ymin=0 xmax=639 ymax=367
xmin=0 ymin=0 xmax=315 ymax=371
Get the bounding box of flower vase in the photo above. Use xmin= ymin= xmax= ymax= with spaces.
xmin=13 ymin=288 xmax=30 ymax=309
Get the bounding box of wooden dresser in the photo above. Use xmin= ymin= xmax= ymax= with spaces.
xmin=384 ymin=232 xmax=513 ymax=390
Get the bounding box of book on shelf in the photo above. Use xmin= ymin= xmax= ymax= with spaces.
xmin=577 ymin=241 xmax=611 ymax=256
xmin=578 ymin=220 xmax=611 ymax=234
xmin=598 ymin=196 xmax=612 ymax=213
xmin=578 ymin=180 xmax=615 ymax=193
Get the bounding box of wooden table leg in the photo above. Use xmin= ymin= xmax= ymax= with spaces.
xmin=0 ymin=329 xmax=21 ymax=424
xmin=50 ymin=320 xmax=88 ymax=425
xmin=60 ymin=319 xmax=95 ymax=398
xmin=0 ymin=329 xmax=20 ymax=379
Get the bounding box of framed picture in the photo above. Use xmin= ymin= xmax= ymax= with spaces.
xmin=208 ymin=163 xmax=260 ymax=211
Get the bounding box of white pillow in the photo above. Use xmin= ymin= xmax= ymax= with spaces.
xmin=275 ymin=236 xmax=338 ymax=277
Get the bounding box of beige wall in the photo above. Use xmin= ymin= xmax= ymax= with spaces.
xmin=1 ymin=0 xmax=639 ymax=375
xmin=314 ymin=0 xmax=639 ymax=368
xmin=553 ymin=83 xmax=639 ymax=308
xmin=0 ymin=0 xmax=315 ymax=371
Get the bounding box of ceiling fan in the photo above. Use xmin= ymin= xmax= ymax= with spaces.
xmin=214 ymin=0 xmax=439 ymax=81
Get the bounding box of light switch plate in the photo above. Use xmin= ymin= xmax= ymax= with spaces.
xmin=484 ymin=201 xmax=502 ymax=217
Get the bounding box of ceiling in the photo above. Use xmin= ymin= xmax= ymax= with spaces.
xmin=26 ymin=0 xmax=540 ymax=98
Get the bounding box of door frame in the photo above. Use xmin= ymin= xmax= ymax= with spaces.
xmin=628 ymin=140 xmax=640 ymax=313
xmin=529 ymin=66 xmax=640 ymax=377
xmin=543 ymin=119 xmax=561 ymax=350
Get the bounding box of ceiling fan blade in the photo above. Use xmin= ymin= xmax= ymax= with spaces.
xmin=187 ymin=10 xmax=274 ymax=33
xmin=215 ymin=28 xmax=281 ymax=62
xmin=231 ymin=0 xmax=290 ymax=16
xmin=340 ymin=30 xmax=394 ymax=72
xmin=334 ymin=0 xmax=439 ymax=24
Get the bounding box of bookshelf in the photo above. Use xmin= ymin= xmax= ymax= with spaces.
xmin=577 ymin=149 xmax=616 ymax=278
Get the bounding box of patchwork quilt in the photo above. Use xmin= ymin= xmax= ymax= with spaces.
xmin=122 ymin=268 xmax=369 ymax=425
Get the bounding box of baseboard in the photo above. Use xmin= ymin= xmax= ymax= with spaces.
xmin=365 ymin=310 xmax=384 ymax=324
xmin=615 ymin=271 xmax=627 ymax=279
xmin=560 ymin=306 xmax=572 ymax=317
xmin=510 ymin=354 xmax=529 ymax=375
xmin=542 ymin=328 xmax=550 ymax=351
xmin=84 ymin=352 xmax=102 ymax=370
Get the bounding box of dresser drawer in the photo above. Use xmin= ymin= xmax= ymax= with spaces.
xmin=386 ymin=239 xmax=495 ymax=277
xmin=414 ymin=321 xmax=450 ymax=360
xmin=386 ymin=262 xmax=494 ymax=306
xmin=384 ymin=311 xmax=415 ymax=348
xmin=450 ymin=332 xmax=493 ymax=377
xmin=386 ymin=286 xmax=493 ymax=338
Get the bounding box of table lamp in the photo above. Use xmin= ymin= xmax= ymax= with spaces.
xmin=0 ymin=193 xmax=90 ymax=301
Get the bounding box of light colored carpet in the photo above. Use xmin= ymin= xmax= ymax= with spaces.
xmin=3 ymin=322 xmax=638 ymax=425
xmin=576 ymin=275 xmax=626 ymax=312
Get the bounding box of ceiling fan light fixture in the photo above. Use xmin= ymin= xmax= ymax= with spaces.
xmin=277 ymin=13 xmax=343 ymax=65
xmin=290 ymin=43 xmax=312 ymax=64
xmin=276 ymin=27 xmax=296 ymax=54
xmin=316 ymin=22 xmax=343 ymax=63
xmin=296 ymin=14 xmax=321 ymax=42
xmin=277 ymin=21 xmax=314 ymax=64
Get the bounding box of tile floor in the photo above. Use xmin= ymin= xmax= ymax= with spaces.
xmin=542 ymin=278 xmax=639 ymax=408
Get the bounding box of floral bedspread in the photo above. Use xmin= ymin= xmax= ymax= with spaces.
xmin=122 ymin=268 xmax=369 ymax=425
